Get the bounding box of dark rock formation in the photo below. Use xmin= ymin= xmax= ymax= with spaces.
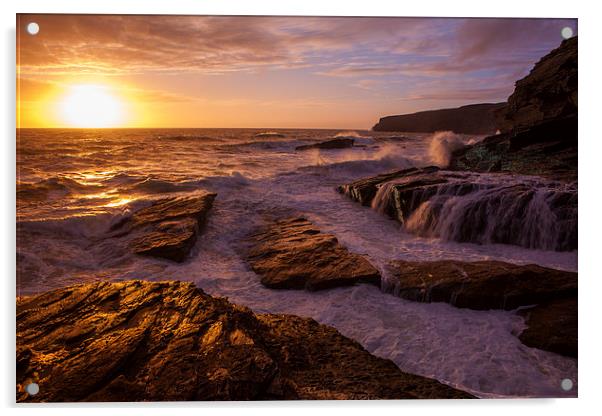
xmin=385 ymin=259 xmax=577 ymax=357
xmin=495 ymin=37 xmax=577 ymax=133
xmin=295 ymin=138 xmax=354 ymax=151
xmin=518 ymin=298 xmax=577 ymax=358
xmin=388 ymin=260 xmax=577 ymax=311
xmin=111 ymin=193 xmax=216 ymax=262
xmin=16 ymin=281 xmax=472 ymax=401
xmin=339 ymin=167 xmax=577 ymax=251
xmin=372 ymin=103 xmax=505 ymax=134
xmin=338 ymin=166 xmax=440 ymax=207
xmin=450 ymin=114 xmax=577 ymax=181
xmin=246 ymin=217 xmax=381 ymax=290
xmin=451 ymin=38 xmax=577 ymax=181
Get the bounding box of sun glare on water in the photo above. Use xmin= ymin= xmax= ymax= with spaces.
xmin=58 ymin=84 xmax=125 ymax=128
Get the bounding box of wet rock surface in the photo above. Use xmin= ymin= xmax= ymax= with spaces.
xmin=388 ymin=260 xmax=577 ymax=311
xmin=16 ymin=280 xmax=473 ymax=401
xmin=295 ymin=138 xmax=354 ymax=151
xmin=338 ymin=166 xmax=440 ymax=207
xmin=518 ymin=298 xmax=577 ymax=358
xmin=372 ymin=103 xmax=505 ymax=134
xmin=111 ymin=192 xmax=216 ymax=262
xmin=339 ymin=167 xmax=577 ymax=251
xmin=246 ymin=217 xmax=381 ymax=290
xmin=450 ymin=115 xmax=577 ymax=181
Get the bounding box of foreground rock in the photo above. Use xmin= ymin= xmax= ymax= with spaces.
xmin=372 ymin=103 xmax=505 ymax=134
xmin=16 ymin=281 xmax=472 ymax=401
xmin=518 ymin=298 xmax=577 ymax=358
xmin=339 ymin=167 xmax=577 ymax=251
xmin=451 ymin=37 xmax=577 ymax=181
xmin=295 ymin=138 xmax=354 ymax=151
xmin=388 ymin=260 xmax=577 ymax=311
xmin=246 ymin=217 xmax=380 ymax=290
xmin=111 ymin=192 xmax=216 ymax=262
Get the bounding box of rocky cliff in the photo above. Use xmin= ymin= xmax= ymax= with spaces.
xmin=451 ymin=37 xmax=577 ymax=180
xmin=495 ymin=37 xmax=577 ymax=133
xmin=372 ymin=103 xmax=505 ymax=134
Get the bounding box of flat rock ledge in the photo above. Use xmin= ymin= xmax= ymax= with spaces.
xmin=389 ymin=260 xmax=576 ymax=311
xmin=110 ymin=192 xmax=216 ymax=262
xmin=246 ymin=217 xmax=381 ymax=290
xmin=295 ymin=138 xmax=354 ymax=151
xmin=389 ymin=260 xmax=577 ymax=357
xmin=16 ymin=281 xmax=472 ymax=401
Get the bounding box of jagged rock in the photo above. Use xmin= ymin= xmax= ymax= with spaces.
xmin=111 ymin=193 xmax=216 ymax=262
xmin=372 ymin=103 xmax=505 ymax=134
xmin=295 ymin=138 xmax=354 ymax=151
xmin=246 ymin=217 xmax=380 ymax=290
xmin=451 ymin=38 xmax=577 ymax=181
xmin=495 ymin=37 xmax=577 ymax=133
xmin=338 ymin=166 xmax=441 ymax=207
xmin=450 ymin=115 xmax=577 ymax=181
xmin=16 ymin=281 xmax=473 ymax=401
xmin=518 ymin=298 xmax=577 ymax=358
xmin=339 ymin=168 xmax=577 ymax=251
xmin=388 ymin=260 xmax=577 ymax=311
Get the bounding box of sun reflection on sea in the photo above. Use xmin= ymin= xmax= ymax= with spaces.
xmin=104 ymin=197 xmax=134 ymax=208
xmin=76 ymin=171 xmax=116 ymax=185
xmin=79 ymin=191 xmax=115 ymax=200
xmin=77 ymin=189 xmax=134 ymax=208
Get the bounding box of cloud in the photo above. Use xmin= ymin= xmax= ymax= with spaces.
xmin=18 ymin=15 xmax=297 ymax=75
xmin=353 ymin=79 xmax=383 ymax=90
xmin=454 ymin=18 xmax=576 ymax=61
xmin=126 ymin=86 xmax=194 ymax=103
xmin=400 ymin=87 xmax=511 ymax=102
xmin=17 ymin=76 xmax=193 ymax=104
xmin=317 ymin=18 xmax=575 ymax=78
xmin=16 ymin=15 xmax=577 ymax=114
xmin=18 ymin=15 xmax=575 ymax=78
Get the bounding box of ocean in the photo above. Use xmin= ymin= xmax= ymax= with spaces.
xmin=16 ymin=127 xmax=577 ymax=398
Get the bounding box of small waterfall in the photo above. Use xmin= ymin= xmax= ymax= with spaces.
xmin=373 ymin=171 xmax=577 ymax=251
xmin=371 ymin=181 xmax=401 ymax=218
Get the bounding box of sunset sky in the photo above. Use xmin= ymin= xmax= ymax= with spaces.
xmin=17 ymin=14 xmax=576 ymax=129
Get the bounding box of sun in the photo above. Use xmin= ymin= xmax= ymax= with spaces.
xmin=58 ymin=84 xmax=125 ymax=128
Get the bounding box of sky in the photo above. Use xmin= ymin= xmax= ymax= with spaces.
xmin=17 ymin=14 xmax=577 ymax=129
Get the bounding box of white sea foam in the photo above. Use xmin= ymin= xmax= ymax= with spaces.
xmin=428 ymin=131 xmax=470 ymax=167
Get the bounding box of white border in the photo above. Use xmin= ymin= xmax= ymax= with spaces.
xmin=3 ymin=1 xmax=601 ymax=415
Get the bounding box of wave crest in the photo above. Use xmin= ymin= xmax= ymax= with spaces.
xmin=428 ymin=131 xmax=468 ymax=167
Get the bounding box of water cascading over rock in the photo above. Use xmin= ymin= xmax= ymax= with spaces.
xmin=339 ymin=167 xmax=577 ymax=251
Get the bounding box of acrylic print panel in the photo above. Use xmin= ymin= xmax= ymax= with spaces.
xmin=16 ymin=14 xmax=577 ymax=402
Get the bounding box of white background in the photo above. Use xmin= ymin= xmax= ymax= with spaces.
xmin=2 ymin=0 xmax=600 ymax=415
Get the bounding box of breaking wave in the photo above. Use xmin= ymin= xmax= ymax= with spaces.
xmin=428 ymin=131 xmax=469 ymax=167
